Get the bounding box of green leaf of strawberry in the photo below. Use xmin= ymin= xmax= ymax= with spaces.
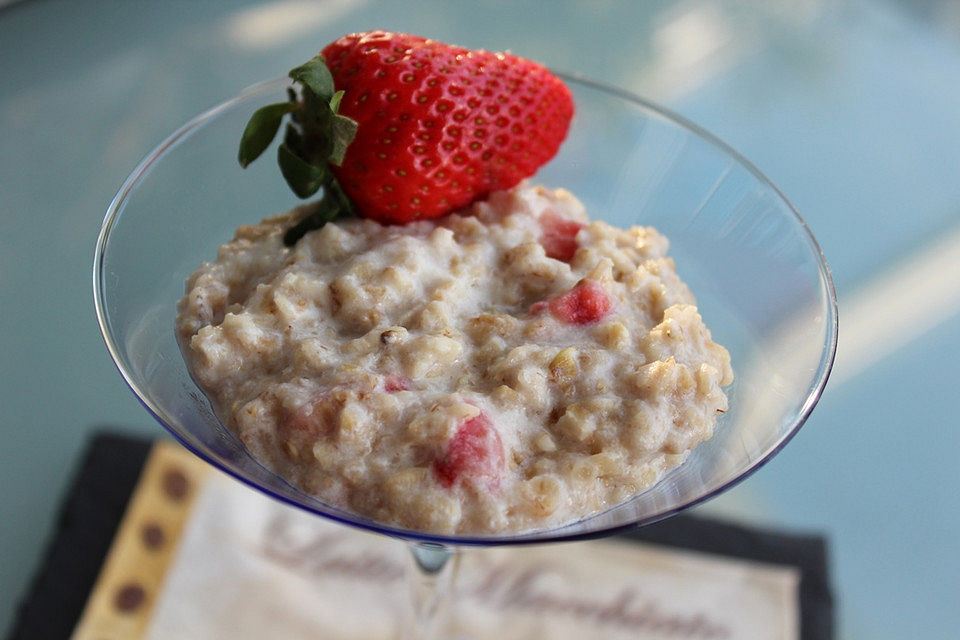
xmin=288 ymin=54 xmax=336 ymax=98
xmin=328 ymin=111 xmax=358 ymax=166
xmin=277 ymin=142 xmax=326 ymax=198
xmin=238 ymin=102 xmax=295 ymax=168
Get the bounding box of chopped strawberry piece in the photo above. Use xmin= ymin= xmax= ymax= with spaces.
xmin=532 ymin=280 xmax=612 ymax=325
xmin=277 ymin=393 xmax=340 ymax=460
xmin=282 ymin=395 xmax=334 ymax=436
xmin=283 ymin=402 xmax=317 ymax=434
xmin=530 ymin=300 xmax=550 ymax=315
xmin=383 ymin=374 xmax=411 ymax=392
xmin=540 ymin=210 xmax=583 ymax=262
xmin=433 ymin=412 xmax=504 ymax=489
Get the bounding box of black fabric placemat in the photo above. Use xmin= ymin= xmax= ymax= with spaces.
xmin=7 ymin=432 xmax=833 ymax=640
xmin=7 ymin=434 xmax=152 ymax=640
xmin=623 ymin=513 xmax=834 ymax=639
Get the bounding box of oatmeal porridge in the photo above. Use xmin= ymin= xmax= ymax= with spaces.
xmin=176 ymin=183 xmax=733 ymax=534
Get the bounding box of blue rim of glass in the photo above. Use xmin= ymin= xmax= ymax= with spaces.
xmin=93 ymin=72 xmax=838 ymax=546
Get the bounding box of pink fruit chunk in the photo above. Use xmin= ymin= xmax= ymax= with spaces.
xmin=383 ymin=374 xmax=411 ymax=392
xmin=433 ymin=412 xmax=504 ymax=489
xmin=531 ymin=279 xmax=612 ymax=325
xmin=539 ymin=210 xmax=583 ymax=262
xmin=281 ymin=395 xmax=335 ymax=436
xmin=277 ymin=394 xmax=339 ymax=461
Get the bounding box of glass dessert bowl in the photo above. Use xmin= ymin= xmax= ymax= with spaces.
xmin=94 ymin=74 xmax=837 ymax=635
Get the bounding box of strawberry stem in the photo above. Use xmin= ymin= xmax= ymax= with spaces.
xmin=238 ymin=54 xmax=358 ymax=243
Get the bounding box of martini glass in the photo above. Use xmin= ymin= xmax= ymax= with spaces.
xmin=94 ymin=74 xmax=837 ymax=638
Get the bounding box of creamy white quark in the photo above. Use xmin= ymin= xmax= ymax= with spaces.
xmin=177 ymin=184 xmax=732 ymax=534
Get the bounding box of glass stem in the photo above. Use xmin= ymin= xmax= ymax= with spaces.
xmin=401 ymin=542 xmax=460 ymax=640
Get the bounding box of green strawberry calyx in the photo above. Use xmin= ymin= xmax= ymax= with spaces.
xmin=238 ymin=55 xmax=358 ymax=245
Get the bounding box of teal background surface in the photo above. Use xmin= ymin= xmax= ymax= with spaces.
xmin=2 ymin=1 xmax=959 ymax=637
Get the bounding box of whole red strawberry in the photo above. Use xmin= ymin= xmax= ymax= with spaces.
xmin=238 ymin=31 xmax=574 ymax=232
xmin=323 ymin=31 xmax=573 ymax=223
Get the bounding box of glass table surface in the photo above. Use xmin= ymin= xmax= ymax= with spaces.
xmin=2 ymin=1 xmax=958 ymax=637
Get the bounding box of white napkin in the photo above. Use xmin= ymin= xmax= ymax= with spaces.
xmin=146 ymin=470 xmax=799 ymax=639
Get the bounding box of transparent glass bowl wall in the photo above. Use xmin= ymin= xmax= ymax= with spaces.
xmin=95 ymin=75 xmax=837 ymax=545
